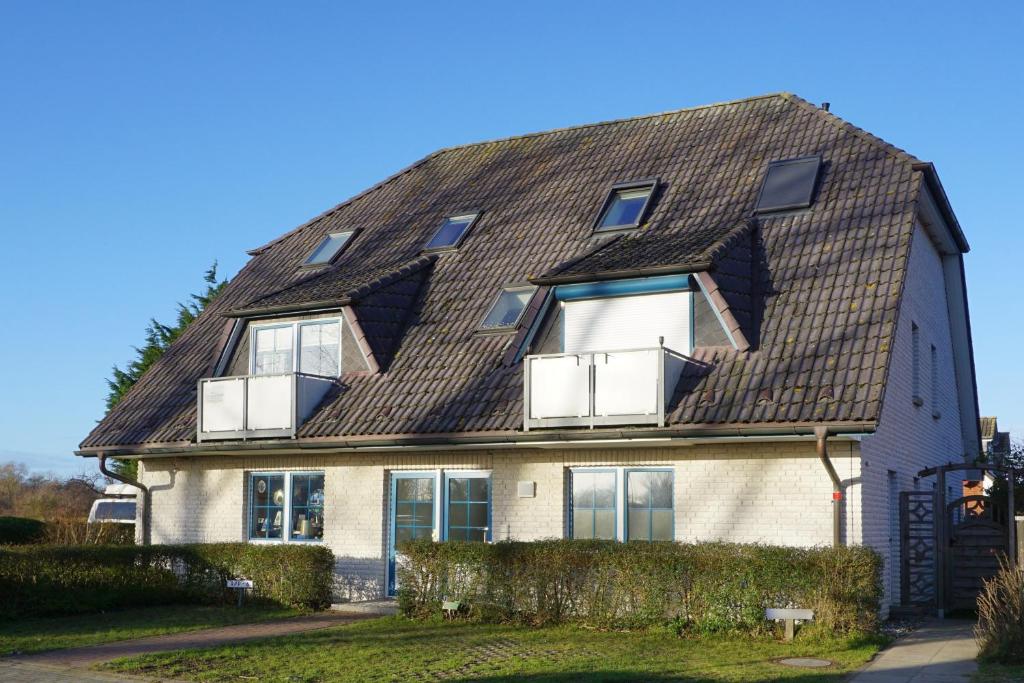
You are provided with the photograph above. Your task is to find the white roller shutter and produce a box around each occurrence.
[563,292,691,354]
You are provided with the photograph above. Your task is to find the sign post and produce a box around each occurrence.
[227,579,254,607]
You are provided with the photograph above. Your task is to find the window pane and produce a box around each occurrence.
[481,288,534,329]
[449,502,467,526]
[252,475,271,507]
[396,478,417,501]
[305,231,353,265]
[594,509,616,540]
[464,528,486,542]
[598,187,651,230]
[651,510,673,541]
[627,471,651,507]
[416,478,434,501]
[289,473,324,541]
[412,504,433,526]
[449,478,468,502]
[299,322,340,377]
[396,501,414,524]
[395,526,414,543]
[593,473,616,508]
[649,472,673,508]
[573,472,595,508]
[572,508,594,539]
[469,478,489,502]
[254,327,294,375]
[425,215,475,250]
[628,509,650,541]
[468,502,488,528]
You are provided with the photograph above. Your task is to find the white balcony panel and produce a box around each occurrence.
[529,355,590,419]
[246,375,293,431]
[563,291,690,355]
[593,350,658,416]
[201,378,245,433]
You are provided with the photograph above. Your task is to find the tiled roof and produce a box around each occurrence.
[979,417,997,440]
[81,93,942,450]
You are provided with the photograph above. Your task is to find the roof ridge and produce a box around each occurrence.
[433,93,791,155]
[780,93,921,165]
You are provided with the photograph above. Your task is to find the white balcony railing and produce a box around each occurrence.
[197,372,335,441]
[523,345,689,430]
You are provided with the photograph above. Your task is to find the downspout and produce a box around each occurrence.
[99,454,149,545]
[815,426,843,547]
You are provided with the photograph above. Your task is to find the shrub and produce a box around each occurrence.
[976,556,1024,663]
[43,520,135,546]
[0,516,47,545]
[397,539,881,635]
[0,543,334,618]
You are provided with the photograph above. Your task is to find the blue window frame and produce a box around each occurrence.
[388,472,438,595]
[570,469,617,540]
[625,469,674,541]
[248,472,325,542]
[444,472,491,541]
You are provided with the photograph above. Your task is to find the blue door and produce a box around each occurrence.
[388,473,435,595]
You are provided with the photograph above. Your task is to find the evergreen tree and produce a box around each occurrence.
[104,263,227,478]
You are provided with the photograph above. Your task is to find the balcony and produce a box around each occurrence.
[197,373,335,442]
[523,346,689,430]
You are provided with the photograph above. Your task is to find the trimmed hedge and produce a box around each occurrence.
[0,516,47,545]
[0,543,334,618]
[397,540,882,634]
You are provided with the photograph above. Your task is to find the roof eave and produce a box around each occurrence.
[912,162,969,253]
[224,299,351,319]
[530,261,713,287]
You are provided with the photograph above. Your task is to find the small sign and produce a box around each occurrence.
[227,579,254,589]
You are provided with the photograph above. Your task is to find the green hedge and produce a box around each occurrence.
[397,540,882,634]
[0,543,334,618]
[0,516,47,545]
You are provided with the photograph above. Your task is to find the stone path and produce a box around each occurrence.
[0,610,373,682]
[849,619,978,682]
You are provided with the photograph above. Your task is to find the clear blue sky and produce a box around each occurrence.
[1,2,1021,475]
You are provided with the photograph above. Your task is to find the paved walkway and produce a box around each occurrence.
[850,619,978,682]
[0,610,373,682]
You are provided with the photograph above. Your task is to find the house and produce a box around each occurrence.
[77,93,980,612]
[963,416,1012,499]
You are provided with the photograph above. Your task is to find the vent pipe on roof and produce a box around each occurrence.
[99,454,149,546]
[821,102,830,112]
[815,426,843,547]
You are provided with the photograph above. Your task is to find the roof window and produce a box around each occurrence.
[303,230,355,266]
[755,155,822,213]
[424,213,479,251]
[479,285,535,331]
[594,181,656,232]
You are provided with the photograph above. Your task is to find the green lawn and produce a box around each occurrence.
[104,616,885,682]
[0,605,299,656]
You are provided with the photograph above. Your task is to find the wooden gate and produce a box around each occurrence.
[945,495,1008,610]
[900,491,936,607]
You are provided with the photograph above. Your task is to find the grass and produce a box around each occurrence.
[0,604,299,656]
[103,616,886,682]
[974,662,1024,682]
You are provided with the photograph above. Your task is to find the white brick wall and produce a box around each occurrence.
[139,440,858,601]
[859,222,966,611]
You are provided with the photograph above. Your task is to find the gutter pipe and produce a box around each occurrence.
[815,426,843,547]
[99,453,149,545]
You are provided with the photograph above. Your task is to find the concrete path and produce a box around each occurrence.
[850,619,978,682]
[0,611,372,682]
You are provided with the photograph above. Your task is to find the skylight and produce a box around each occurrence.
[480,286,535,331]
[304,231,355,266]
[424,214,479,251]
[595,182,656,232]
[755,155,822,213]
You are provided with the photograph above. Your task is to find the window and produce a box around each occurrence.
[911,322,923,406]
[304,231,355,266]
[595,182,655,232]
[930,344,940,419]
[249,472,325,542]
[570,470,616,540]
[424,214,479,251]
[480,286,535,331]
[253,326,293,375]
[251,319,342,377]
[755,155,822,213]
[626,470,674,541]
[393,476,435,544]
[568,467,674,542]
[446,474,490,541]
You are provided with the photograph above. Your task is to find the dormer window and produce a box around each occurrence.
[479,285,535,331]
[424,213,479,252]
[755,155,822,213]
[303,231,355,266]
[594,181,656,233]
[251,319,341,377]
